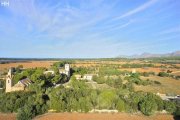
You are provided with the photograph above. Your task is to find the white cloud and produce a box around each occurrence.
[113,0,158,20]
[159,26,180,34]
[2,0,178,58]
[4,0,119,41]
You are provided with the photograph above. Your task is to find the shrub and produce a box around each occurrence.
[174,106,180,116]
[139,99,157,115]
[116,98,125,112]
[16,104,35,120]
[164,101,176,114]
[139,93,158,115]
[154,81,161,85]
[98,90,117,109]
[93,76,106,84]
[158,72,169,77]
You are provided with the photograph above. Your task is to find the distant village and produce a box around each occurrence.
[5,64,96,93]
[4,63,179,103]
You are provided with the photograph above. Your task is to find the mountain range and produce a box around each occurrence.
[117,51,180,58]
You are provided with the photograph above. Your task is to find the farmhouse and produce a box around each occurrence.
[43,64,71,77]
[132,69,136,73]
[75,74,95,81]
[6,68,32,92]
[83,74,93,80]
[74,74,82,80]
[59,64,70,77]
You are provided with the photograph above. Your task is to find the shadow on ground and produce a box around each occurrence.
[173,116,180,120]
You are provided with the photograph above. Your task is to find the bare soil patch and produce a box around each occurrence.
[0,113,16,120]
[34,113,175,120]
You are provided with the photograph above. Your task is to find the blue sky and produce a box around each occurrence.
[0,0,180,58]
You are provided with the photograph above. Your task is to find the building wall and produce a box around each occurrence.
[83,75,93,80]
[6,78,12,92]
[59,64,70,77]
[5,69,13,92]
[6,68,27,92]
[65,64,70,71]
[44,71,55,75]
[11,86,25,92]
[75,75,82,80]
[59,70,66,74]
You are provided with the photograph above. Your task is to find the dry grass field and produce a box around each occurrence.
[34,113,176,120]
[171,71,180,76]
[120,68,179,74]
[1,60,179,73]
[71,60,143,67]
[120,68,162,73]
[0,61,57,72]
[135,76,180,94]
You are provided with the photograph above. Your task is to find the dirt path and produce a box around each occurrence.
[34,113,176,120]
[0,113,16,120]
[171,71,180,74]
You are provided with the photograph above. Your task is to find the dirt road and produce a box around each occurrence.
[34,113,176,120]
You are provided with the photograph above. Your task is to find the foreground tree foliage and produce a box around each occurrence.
[48,81,91,112]
[164,101,176,114]
[98,90,117,109]
[16,104,36,120]
[116,98,125,112]
[139,94,158,115]
[0,92,34,113]
[0,91,48,120]
[0,61,179,119]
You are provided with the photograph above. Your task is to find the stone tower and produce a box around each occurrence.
[65,64,70,71]
[6,68,13,92]
[65,64,70,77]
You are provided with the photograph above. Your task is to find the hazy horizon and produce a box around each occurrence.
[0,0,180,58]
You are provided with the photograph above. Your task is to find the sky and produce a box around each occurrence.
[0,0,180,58]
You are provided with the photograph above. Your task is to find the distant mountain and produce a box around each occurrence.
[117,51,180,58]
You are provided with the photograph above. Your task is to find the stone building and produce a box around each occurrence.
[75,74,95,81]
[83,74,93,81]
[74,74,82,80]
[6,68,13,92]
[59,64,70,77]
[132,69,136,73]
[6,68,32,93]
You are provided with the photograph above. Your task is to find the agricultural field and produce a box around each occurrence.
[0,58,180,120]
[135,76,180,94]
[0,61,57,72]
